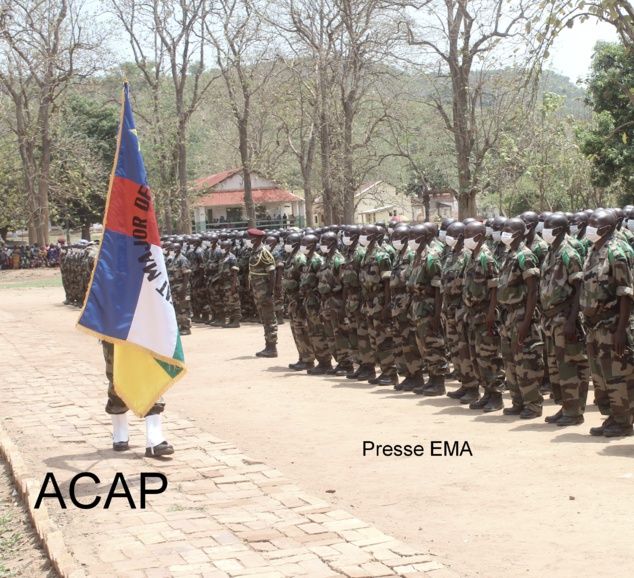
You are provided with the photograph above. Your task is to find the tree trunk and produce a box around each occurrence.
[319,60,333,226]
[239,115,256,227]
[342,99,355,225]
[81,222,91,241]
[177,125,191,234]
[304,176,314,228]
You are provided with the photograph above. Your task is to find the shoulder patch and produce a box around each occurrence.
[517,251,526,271]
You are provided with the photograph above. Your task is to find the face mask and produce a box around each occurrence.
[585,226,604,243]
[569,225,579,235]
[388,226,394,234]
[245,239,253,248]
[445,235,457,248]
[392,239,405,250]
[439,230,447,243]
[485,227,493,237]
[320,244,330,253]
[342,236,354,246]
[284,244,294,253]
[299,245,310,255]
[492,231,501,242]
[500,231,515,246]
[408,238,419,250]
[536,222,544,234]
[358,235,370,247]
[464,236,479,251]
[542,228,559,245]
[627,220,634,232]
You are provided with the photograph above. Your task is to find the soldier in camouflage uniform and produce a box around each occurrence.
[237,232,257,320]
[359,224,397,386]
[300,234,333,373]
[189,237,207,323]
[390,225,424,392]
[491,216,508,266]
[539,213,589,426]
[318,232,354,375]
[217,239,241,327]
[461,221,505,410]
[406,224,448,395]
[497,219,544,418]
[341,226,374,380]
[582,210,634,437]
[204,235,223,326]
[443,222,476,400]
[167,243,192,335]
[247,229,278,357]
[266,234,286,325]
[283,232,316,371]
[571,211,590,257]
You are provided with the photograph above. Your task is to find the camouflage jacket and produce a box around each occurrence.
[203,246,222,283]
[529,236,549,269]
[493,242,508,267]
[341,245,366,313]
[218,251,239,283]
[359,245,392,298]
[168,253,191,290]
[299,253,324,312]
[441,247,471,311]
[406,245,443,318]
[318,250,345,309]
[539,239,584,312]
[497,243,540,307]
[462,244,499,316]
[283,251,306,299]
[248,245,275,285]
[580,235,634,319]
[390,247,416,316]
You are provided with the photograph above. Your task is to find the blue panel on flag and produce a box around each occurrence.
[80,229,145,339]
[114,84,148,187]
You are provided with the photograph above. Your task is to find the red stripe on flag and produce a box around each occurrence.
[106,177,161,246]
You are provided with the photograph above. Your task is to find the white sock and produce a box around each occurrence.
[145,414,164,448]
[111,414,129,443]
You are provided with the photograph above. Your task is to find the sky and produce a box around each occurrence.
[548,19,619,84]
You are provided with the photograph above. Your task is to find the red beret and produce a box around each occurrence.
[247,228,266,236]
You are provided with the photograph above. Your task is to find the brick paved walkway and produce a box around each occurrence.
[0,307,458,578]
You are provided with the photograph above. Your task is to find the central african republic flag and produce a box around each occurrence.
[77,82,186,417]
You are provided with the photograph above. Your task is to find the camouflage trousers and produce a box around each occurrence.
[240,275,257,318]
[585,319,634,425]
[172,286,191,331]
[275,281,284,322]
[251,279,278,345]
[541,311,589,417]
[465,312,505,393]
[218,283,242,322]
[499,305,544,410]
[411,313,448,378]
[443,305,464,380]
[323,306,353,366]
[102,342,164,416]
[288,299,315,363]
[363,295,396,377]
[191,275,207,318]
[306,306,331,364]
[392,309,423,377]
[207,282,225,321]
[347,294,373,366]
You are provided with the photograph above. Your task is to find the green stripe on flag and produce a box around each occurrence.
[155,358,184,379]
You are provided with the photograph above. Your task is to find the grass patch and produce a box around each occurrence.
[0,279,62,290]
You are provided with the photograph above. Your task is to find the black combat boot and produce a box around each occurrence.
[482,392,504,412]
[503,403,524,416]
[256,342,278,358]
[376,373,398,386]
[460,388,480,405]
[544,409,563,423]
[289,360,315,371]
[335,364,354,376]
[447,385,468,399]
[404,372,424,392]
[603,421,634,437]
[307,362,333,375]
[422,375,446,396]
[346,365,363,379]
[469,391,491,410]
[520,405,542,419]
[356,365,377,381]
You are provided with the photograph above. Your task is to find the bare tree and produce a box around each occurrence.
[110,0,215,233]
[206,0,277,228]
[0,0,100,245]
[403,0,554,218]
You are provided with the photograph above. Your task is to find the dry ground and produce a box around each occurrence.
[3,268,634,578]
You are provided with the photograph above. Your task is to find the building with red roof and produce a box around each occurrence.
[191,169,305,231]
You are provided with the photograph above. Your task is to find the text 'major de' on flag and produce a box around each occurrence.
[77,82,186,417]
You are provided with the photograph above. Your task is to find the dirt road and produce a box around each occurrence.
[3,271,634,578]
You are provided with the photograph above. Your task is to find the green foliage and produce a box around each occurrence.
[578,41,634,193]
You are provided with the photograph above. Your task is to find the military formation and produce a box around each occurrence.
[60,206,634,438]
[59,240,99,306]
